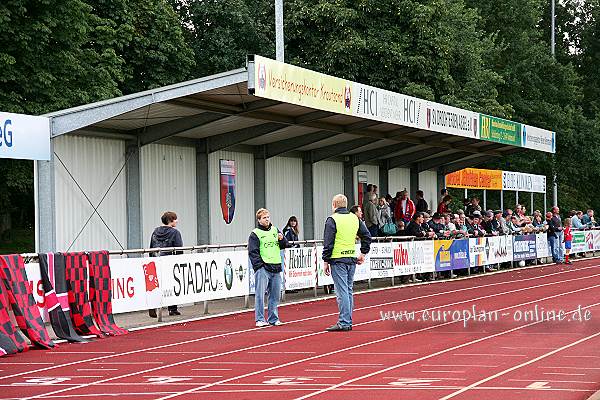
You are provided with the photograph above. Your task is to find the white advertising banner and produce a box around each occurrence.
[535,233,551,258]
[594,231,600,251]
[392,240,435,275]
[502,171,546,193]
[368,242,394,279]
[522,124,555,154]
[469,236,514,267]
[424,102,479,139]
[109,257,163,313]
[316,244,371,286]
[158,251,250,307]
[0,112,50,160]
[284,247,317,290]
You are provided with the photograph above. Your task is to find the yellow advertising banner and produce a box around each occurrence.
[445,168,502,190]
[253,55,351,115]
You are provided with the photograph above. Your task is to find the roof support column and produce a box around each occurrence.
[379,162,388,199]
[437,169,446,204]
[196,139,210,245]
[343,160,354,207]
[35,142,56,253]
[126,141,142,253]
[410,166,419,201]
[254,146,267,213]
[302,155,314,240]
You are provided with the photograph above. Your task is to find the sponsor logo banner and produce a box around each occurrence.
[392,240,435,275]
[434,239,470,271]
[502,171,546,193]
[425,102,479,139]
[316,244,371,286]
[0,112,50,160]
[469,236,513,267]
[219,160,236,224]
[594,231,600,251]
[535,233,551,258]
[283,247,316,290]
[446,168,502,190]
[368,243,394,279]
[570,231,588,254]
[480,114,521,146]
[513,235,537,261]
[522,124,555,154]
[158,251,249,306]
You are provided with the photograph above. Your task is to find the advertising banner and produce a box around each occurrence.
[522,124,555,154]
[158,251,249,307]
[594,231,600,251]
[0,111,50,160]
[425,102,479,139]
[502,171,546,193]
[316,244,371,286]
[108,256,163,313]
[368,242,394,279]
[535,233,551,258]
[434,239,470,271]
[469,236,513,267]
[283,247,316,290]
[445,168,503,190]
[219,159,236,224]
[513,235,537,261]
[571,231,588,254]
[480,114,521,146]
[392,240,435,275]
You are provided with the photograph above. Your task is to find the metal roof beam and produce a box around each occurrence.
[440,155,497,175]
[139,112,227,146]
[207,122,288,153]
[416,151,474,173]
[295,111,335,124]
[387,147,446,170]
[351,143,416,166]
[265,131,336,159]
[310,137,380,163]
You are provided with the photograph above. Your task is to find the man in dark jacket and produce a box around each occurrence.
[547,206,564,263]
[148,211,183,318]
[322,194,371,331]
[248,208,290,327]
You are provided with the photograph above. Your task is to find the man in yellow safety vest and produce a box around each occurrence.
[248,208,290,327]
[323,194,371,331]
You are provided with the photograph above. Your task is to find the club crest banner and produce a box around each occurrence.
[219,160,236,224]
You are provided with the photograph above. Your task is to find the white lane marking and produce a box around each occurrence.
[190,368,232,371]
[5,263,595,382]
[196,361,274,365]
[501,346,556,350]
[249,351,316,354]
[543,372,585,376]
[291,300,600,400]
[540,366,600,370]
[310,362,384,366]
[17,270,600,400]
[51,352,115,354]
[90,362,164,365]
[420,364,498,368]
[421,370,465,374]
[509,378,597,383]
[453,353,527,357]
[438,328,600,399]
[526,381,551,389]
[304,370,346,372]
[77,369,118,371]
[146,351,214,354]
[564,355,600,358]
[351,352,418,355]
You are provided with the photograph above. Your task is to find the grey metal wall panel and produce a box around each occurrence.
[266,156,304,238]
[54,135,127,252]
[141,144,197,247]
[312,161,343,240]
[209,150,255,244]
[388,168,411,197]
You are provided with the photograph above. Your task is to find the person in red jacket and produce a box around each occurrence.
[437,195,452,214]
[563,217,573,265]
[393,190,415,223]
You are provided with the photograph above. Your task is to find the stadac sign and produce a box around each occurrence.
[0,112,50,160]
[250,56,555,151]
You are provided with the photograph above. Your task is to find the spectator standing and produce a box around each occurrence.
[283,216,300,247]
[415,190,429,213]
[564,217,573,265]
[363,193,380,237]
[148,211,183,318]
[547,206,564,264]
[393,190,416,224]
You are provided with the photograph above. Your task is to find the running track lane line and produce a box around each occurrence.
[437,333,600,399]
[292,300,600,400]
[129,277,600,399]
[13,269,600,400]
[5,263,595,381]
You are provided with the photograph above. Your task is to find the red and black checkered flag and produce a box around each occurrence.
[38,253,87,343]
[88,251,127,336]
[0,271,27,355]
[64,252,104,338]
[0,255,55,349]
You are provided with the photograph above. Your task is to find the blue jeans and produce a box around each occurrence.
[330,261,356,328]
[254,268,281,324]
[549,233,564,262]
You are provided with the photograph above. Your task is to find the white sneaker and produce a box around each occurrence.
[255,321,269,327]
[270,320,283,326]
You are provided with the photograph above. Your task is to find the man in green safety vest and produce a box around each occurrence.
[323,194,371,331]
[248,208,290,327]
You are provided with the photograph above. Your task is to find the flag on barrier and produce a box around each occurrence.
[38,253,87,342]
[0,255,55,349]
[64,252,104,338]
[0,271,27,354]
[88,251,127,336]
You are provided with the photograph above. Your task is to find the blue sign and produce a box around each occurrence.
[435,239,470,271]
[513,235,537,261]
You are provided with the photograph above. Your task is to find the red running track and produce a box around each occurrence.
[2,259,600,400]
